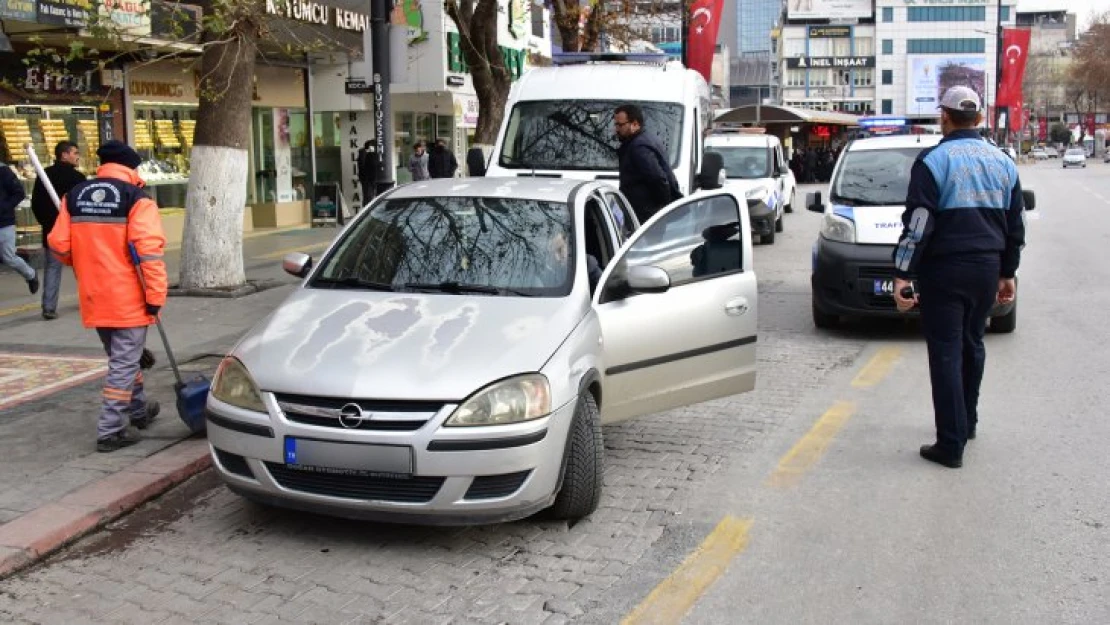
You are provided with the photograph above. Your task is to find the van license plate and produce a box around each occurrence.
[873,279,894,295]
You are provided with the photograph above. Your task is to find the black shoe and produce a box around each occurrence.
[97,429,141,453]
[42,310,57,320]
[139,348,156,370]
[131,402,161,430]
[967,427,976,441]
[920,444,962,468]
[27,277,39,295]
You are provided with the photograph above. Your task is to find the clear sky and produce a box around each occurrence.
[1018,0,1110,31]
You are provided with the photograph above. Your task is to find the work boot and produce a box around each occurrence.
[919,444,962,469]
[42,310,57,320]
[97,428,141,453]
[140,348,156,370]
[131,401,161,430]
[27,277,39,295]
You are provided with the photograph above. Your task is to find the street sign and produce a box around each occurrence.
[344,78,373,94]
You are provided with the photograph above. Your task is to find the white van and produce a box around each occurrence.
[704,131,796,245]
[485,55,713,196]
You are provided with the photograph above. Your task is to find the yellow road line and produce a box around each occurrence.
[622,516,753,625]
[851,346,902,388]
[767,401,855,489]
[255,241,331,260]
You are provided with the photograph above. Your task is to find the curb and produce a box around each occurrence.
[0,437,212,580]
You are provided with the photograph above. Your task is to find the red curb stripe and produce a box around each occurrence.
[0,439,212,581]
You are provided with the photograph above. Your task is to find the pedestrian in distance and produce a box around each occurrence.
[408,141,430,181]
[47,140,168,453]
[357,140,377,205]
[892,86,1025,469]
[428,138,458,179]
[31,141,87,320]
[0,155,35,294]
[613,103,682,224]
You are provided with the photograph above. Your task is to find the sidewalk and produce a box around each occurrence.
[0,226,340,579]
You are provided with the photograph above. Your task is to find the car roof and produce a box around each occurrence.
[705,133,778,147]
[382,177,594,203]
[512,62,702,104]
[847,134,943,151]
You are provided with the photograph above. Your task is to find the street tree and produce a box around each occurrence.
[1068,11,1110,145]
[549,0,681,53]
[444,0,513,145]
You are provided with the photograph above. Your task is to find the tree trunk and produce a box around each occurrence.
[179,13,261,290]
[446,0,513,145]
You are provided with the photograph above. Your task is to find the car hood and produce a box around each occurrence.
[231,289,587,401]
[833,204,906,245]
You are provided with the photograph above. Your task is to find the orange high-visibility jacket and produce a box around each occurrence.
[48,163,168,329]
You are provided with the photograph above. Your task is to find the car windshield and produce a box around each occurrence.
[711,146,771,179]
[1067,149,1085,155]
[498,99,685,170]
[830,147,926,206]
[311,196,575,297]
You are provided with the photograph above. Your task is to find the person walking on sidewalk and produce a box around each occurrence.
[408,141,430,181]
[31,141,86,320]
[48,140,167,453]
[0,158,36,294]
[428,138,458,179]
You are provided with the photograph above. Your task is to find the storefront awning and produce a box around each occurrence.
[715,104,862,126]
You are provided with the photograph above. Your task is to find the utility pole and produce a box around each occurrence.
[681,0,689,68]
[370,0,395,195]
[995,0,1005,144]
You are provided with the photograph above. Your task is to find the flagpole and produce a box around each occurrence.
[995,0,1005,144]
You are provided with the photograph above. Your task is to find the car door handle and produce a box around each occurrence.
[725,297,750,316]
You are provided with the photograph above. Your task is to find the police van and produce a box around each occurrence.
[484,54,714,196]
[807,134,1033,332]
[704,130,795,245]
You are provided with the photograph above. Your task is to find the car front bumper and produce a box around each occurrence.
[205,392,576,525]
[812,238,1014,319]
[748,199,775,235]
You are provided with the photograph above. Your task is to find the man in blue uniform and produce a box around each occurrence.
[893,86,1026,469]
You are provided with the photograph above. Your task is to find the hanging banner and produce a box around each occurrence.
[0,0,37,22]
[686,0,724,83]
[37,0,87,27]
[997,28,1031,108]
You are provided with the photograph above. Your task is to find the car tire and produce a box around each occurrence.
[813,300,838,329]
[785,191,795,213]
[775,214,784,233]
[547,393,603,521]
[989,306,1016,334]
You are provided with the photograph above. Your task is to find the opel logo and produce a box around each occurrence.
[338,403,368,429]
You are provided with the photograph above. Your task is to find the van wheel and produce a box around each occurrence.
[775,214,784,233]
[762,229,776,244]
[813,300,838,329]
[989,306,1016,334]
[785,191,795,213]
[548,393,603,521]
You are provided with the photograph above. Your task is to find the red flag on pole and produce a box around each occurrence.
[997,28,1031,107]
[687,0,724,83]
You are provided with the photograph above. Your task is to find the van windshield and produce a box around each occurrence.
[711,146,771,179]
[498,100,685,170]
[830,147,926,206]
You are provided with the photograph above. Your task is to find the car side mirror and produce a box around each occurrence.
[626,265,670,294]
[806,191,823,213]
[698,151,725,190]
[282,252,313,278]
[1022,189,1036,211]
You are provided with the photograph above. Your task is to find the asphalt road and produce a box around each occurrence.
[1,160,1107,625]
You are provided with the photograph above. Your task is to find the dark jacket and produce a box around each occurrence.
[32,161,86,238]
[357,148,377,183]
[893,129,1025,279]
[0,164,25,229]
[428,145,458,179]
[617,130,681,223]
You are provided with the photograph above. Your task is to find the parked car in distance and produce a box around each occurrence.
[1045,147,1060,158]
[1063,147,1087,168]
[1031,147,1047,160]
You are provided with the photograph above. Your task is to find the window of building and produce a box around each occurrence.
[882,69,893,85]
[785,38,806,57]
[906,38,985,54]
[908,7,986,22]
[786,69,807,87]
[882,99,893,115]
[882,7,893,22]
[809,38,831,56]
[809,70,829,87]
[854,37,874,56]
[1001,6,1011,21]
[882,39,893,55]
[831,38,851,56]
[854,69,873,87]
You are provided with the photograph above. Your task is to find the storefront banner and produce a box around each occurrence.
[906,56,986,116]
[0,0,37,22]
[273,108,295,203]
[454,95,478,129]
[786,56,874,69]
[788,0,871,20]
[98,0,151,37]
[340,110,375,210]
[37,0,87,27]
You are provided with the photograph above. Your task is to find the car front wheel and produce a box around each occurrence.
[547,393,603,520]
[989,306,1016,334]
[785,190,795,213]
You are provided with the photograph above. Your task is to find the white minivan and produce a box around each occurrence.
[704,131,796,245]
[485,54,713,196]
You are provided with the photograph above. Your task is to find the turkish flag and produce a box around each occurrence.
[997,28,1031,107]
[1038,118,1048,141]
[687,0,724,83]
[1009,98,1025,133]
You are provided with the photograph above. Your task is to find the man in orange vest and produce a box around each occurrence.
[48,140,168,452]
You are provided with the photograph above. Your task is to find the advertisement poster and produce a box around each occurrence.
[0,0,37,22]
[787,0,871,20]
[273,108,294,203]
[37,0,87,26]
[98,0,151,37]
[907,56,987,116]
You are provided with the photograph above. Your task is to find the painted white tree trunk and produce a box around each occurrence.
[179,145,248,290]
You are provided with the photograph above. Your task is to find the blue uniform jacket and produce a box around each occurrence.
[893,129,1025,279]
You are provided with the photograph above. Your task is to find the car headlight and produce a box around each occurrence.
[444,374,551,427]
[745,186,770,202]
[820,212,856,244]
[210,357,266,413]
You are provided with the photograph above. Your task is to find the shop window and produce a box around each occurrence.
[906,38,985,54]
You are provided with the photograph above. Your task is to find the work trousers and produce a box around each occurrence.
[0,225,35,281]
[41,242,62,313]
[918,254,1000,456]
[95,327,150,439]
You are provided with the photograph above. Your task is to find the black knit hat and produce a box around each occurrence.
[97,140,142,170]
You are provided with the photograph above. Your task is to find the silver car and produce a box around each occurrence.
[205,178,759,524]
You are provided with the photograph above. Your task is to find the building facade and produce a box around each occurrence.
[778,22,877,115]
[730,0,782,106]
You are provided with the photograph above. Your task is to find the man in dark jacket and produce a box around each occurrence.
[32,141,86,319]
[427,138,458,179]
[614,104,681,223]
[0,159,35,294]
[357,140,376,205]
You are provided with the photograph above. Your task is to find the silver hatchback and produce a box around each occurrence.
[205,178,759,524]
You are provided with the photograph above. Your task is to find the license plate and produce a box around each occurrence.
[873,279,894,295]
[284,437,413,476]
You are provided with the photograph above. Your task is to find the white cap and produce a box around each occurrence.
[939,86,982,113]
